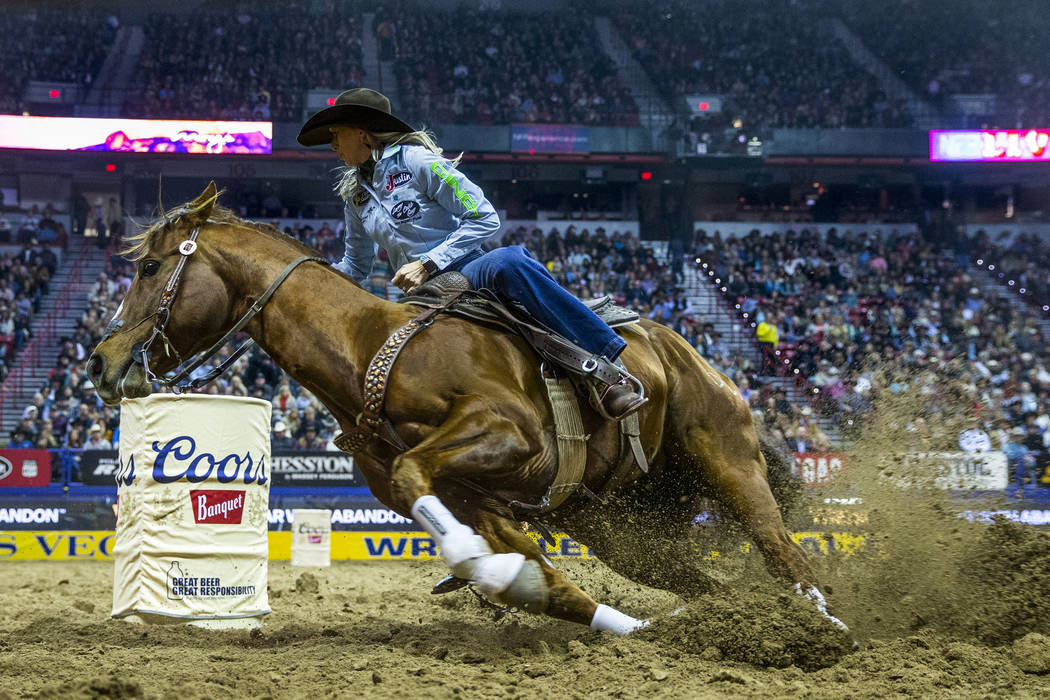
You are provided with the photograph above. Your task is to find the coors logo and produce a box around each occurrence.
[190,489,246,524]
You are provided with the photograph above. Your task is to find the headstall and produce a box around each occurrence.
[102,213,326,393]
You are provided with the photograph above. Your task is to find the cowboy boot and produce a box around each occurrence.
[599,378,648,420]
[593,360,648,421]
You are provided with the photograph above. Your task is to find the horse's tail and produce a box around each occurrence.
[757,428,804,523]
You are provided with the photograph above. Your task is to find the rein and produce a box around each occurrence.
[108,218,327,393]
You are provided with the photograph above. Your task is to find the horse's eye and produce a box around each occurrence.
[141,260,161,278]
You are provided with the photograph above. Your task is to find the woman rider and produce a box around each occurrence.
[297,88,645,420]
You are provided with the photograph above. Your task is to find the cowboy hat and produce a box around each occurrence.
[297,88,414,147]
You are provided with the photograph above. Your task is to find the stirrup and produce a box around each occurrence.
[587,359,647,421]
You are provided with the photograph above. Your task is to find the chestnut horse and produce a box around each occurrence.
[87,184,844,635]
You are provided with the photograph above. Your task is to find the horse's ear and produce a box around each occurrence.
[190,181,219,220]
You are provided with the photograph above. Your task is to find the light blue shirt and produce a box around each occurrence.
[338,144,500,282]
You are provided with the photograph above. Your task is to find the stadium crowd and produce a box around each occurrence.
[14,0,1050,134]
[9,0,1050,133]
[693,224,1050,489]
[615,0,912,130]
[969,231,1050,309]
[22,221,745,460]
[0,239,59,390]
[0,8,114,115]
[124,1,365,122]
[387,4,638,126]
[839,0,1050,126]
[19,252,340,455]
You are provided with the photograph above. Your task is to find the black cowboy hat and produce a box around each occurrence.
[297,88,414,147]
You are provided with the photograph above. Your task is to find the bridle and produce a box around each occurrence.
[101,214,327,393]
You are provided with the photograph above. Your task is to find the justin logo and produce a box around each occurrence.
[385,171,412,191]
[190,489,246,524]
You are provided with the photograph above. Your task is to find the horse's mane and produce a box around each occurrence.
[121,193,323,262]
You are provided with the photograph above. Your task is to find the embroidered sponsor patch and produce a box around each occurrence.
[352,190,369,206]
[385,171,412,191]
[391,200,421,221]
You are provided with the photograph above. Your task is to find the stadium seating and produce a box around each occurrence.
[0,8,114,115]
[839,0,1050,126]
[124,4,365,122]
[390,7,638,126]
[614,0,912,129]
[4,1,1047,132]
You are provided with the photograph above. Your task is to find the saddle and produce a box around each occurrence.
[400,272,641,387]
[333,271,650,515]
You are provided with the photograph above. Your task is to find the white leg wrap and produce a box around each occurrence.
[590,604,649,636]
[473,552,526,597]
[410,496,543,606]
[411,495,492,577]
[794,583,849,632]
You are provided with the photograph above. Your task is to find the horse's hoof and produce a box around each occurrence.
[794,583,850,633]
[431,574,470,595]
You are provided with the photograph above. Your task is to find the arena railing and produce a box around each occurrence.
[689,257,825,412]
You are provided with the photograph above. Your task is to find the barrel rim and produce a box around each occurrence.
[120,394,273,410]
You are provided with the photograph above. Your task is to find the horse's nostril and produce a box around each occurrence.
[86,353,103,381]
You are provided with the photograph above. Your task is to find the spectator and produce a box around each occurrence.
[756,314,779,375]
[8,428,34,449]
[84,424,112,450]
[272,383,296,420]
[271,420,295,450]
[295,426,326,451]
[35,423,59,450]
[1005,426,1036,493]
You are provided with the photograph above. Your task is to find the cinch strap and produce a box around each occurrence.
[333,296,462,454]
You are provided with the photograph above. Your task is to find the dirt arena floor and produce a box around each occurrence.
[5,393,1050,699]
[1,536,1049,700]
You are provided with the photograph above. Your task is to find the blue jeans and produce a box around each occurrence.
[449,246,627,360]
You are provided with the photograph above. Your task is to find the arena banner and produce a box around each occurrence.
[269,451,362,487]
[793,452,847,486]
[0,501,115,530]
[511,124,590,153]
[1,530,874,561]
[791,531,866,557]
[112,395,271,625]
[268,501,416,531]
[0,449,52,487]
[0,115,272,154]
[82,449,363,487]
[891,451,1009,490]
[0,531,115,560]
[929,129,1050,162]
[79,451,122,486]
[958,509,1050,526]
[269,531,596,561]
